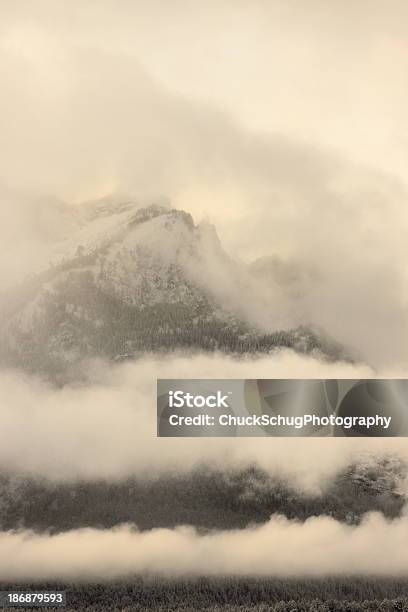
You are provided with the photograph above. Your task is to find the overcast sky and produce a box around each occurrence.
[2,0,408,188]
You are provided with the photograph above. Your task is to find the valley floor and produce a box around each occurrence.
[1,577,408,611]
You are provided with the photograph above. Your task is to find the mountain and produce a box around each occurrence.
[0,457,405,533]
[0,199,345,378]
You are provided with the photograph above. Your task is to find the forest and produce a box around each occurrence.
[1,577,408,611]
[0,460,404,533]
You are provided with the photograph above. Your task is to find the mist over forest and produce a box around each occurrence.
[1,1,408,607]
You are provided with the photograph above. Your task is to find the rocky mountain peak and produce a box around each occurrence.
[0,196,345,378]
[127,204,195,232]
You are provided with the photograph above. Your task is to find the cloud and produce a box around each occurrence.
[1,0,408,367]
[2,0,408,181]
[2,511,408,581]
[0,353,407,486]
[1,3,408,584]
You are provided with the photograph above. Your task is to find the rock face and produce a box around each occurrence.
[0,200,345,378]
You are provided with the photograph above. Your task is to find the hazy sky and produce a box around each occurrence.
[1,0,408,189]
[1,0,407,225]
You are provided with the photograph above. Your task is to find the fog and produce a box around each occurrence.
[1,353,407,487]
[1,4,408,584]
[1,2,408,366]
[3,511,408,580]
[2,0,408,185]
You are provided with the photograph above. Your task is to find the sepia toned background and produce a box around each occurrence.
[1,1,408,609]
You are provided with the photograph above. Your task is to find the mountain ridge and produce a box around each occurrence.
[0,199,347,378]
